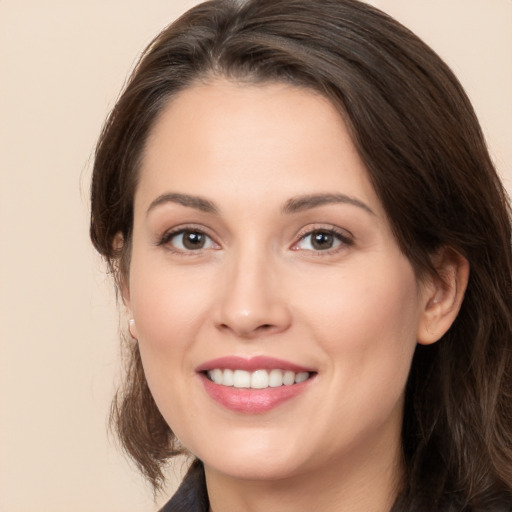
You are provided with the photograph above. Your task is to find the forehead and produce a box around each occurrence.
[137,79,382,215]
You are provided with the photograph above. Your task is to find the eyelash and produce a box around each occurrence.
[157,225,354,255]
[293,226,354,254]
[157,226,217,255]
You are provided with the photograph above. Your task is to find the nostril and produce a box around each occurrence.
[256,324,275,332]
[215,303,292,337]
[217,321,278,336]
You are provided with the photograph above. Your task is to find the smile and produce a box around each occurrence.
[206,368,311,389]
[197,356,316,413]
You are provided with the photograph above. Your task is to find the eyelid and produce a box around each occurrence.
[157,224,220,252]
[156,223,353,254]
[291,225,354,252]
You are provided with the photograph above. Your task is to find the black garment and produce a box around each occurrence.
[160,460,512,512]
[160,460,209,512]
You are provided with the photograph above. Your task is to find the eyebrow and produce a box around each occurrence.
[282,193,375,215]
[146,192,375,217]
[146,192,219,215]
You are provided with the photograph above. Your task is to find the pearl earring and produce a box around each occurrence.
[128,318,137,340]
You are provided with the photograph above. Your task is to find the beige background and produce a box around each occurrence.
[1,1,511,511]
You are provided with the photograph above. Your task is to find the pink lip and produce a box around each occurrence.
[196,356,316,414]
[195,355,313,373]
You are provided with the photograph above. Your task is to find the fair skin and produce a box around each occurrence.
[125,79,468,512]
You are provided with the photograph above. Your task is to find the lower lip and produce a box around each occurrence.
[199,373,313,414]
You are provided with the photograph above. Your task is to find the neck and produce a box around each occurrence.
[205,436,403,512]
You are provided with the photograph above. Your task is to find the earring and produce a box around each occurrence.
[128,318,138,341]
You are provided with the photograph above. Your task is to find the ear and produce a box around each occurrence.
[113,232,138,340]
[417,248,469,345]
[121,281,139,340]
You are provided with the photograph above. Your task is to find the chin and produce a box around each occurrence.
[203,455,304,482]
[190,430,309,482]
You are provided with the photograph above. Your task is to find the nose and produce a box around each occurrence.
[214,249,292,339]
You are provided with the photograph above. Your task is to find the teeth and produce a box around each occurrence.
[283,370,295,386]
[210,368,223,384]
[206,369,311,389]
[269,369,283,387]
[295,371,309,383]
[223,368,234,386]
[251,369,269,389]
[233,369,251,388]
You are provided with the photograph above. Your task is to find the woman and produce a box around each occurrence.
[90,0,512,510]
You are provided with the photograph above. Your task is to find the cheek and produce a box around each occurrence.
[290,260,422,456]
[127,256,216,418]
[129,260,211,352]
[129,265,209,432]
[299,255,421,392]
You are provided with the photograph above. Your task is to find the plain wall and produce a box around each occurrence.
[1,1,510,511]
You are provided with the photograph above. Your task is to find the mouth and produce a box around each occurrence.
[196,356,317,413]
[205,368,312,389]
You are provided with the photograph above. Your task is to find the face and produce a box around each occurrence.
[126,80,434,484]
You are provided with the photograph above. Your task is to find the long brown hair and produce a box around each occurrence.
[90,0,512,509]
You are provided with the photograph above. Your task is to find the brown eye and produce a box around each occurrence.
[182,231,206,249]
[310,231,335,250]
[295,229,351,252]
[164,230,216,251]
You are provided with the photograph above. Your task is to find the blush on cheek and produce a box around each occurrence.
[131,273,205,349]
[307,264,420,397]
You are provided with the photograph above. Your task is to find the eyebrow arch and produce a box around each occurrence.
[282,193,375,215]
[146,193,219,215]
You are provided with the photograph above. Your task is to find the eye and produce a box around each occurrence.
[161,229,217,251]
[294,229,351,252]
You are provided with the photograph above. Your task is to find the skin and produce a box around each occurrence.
[125,80,468,512]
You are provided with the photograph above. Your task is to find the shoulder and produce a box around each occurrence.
[159,484,209,512]
[159,460,209,512]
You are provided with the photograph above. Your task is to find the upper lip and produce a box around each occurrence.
[195,356,314,373]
